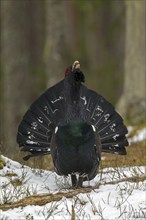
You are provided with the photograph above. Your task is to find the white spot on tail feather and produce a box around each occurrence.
[38,117,43,123]
[31,122,38,130]
[26,140,38,145]
[113,134,119,141]
[110,123,116,132]
[51,96,63,103]
[92,125,96,132]
[28,134,35,140]
[44,106,49,114]
[80,96,87,105]
[95,106,104,116]
[55,126,58,134]
[104,114,110,122]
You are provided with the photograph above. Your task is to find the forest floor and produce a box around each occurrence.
[0,126,146,220]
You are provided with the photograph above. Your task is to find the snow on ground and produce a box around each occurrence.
[128,126,146,143]
[0,156,146,220]
[0,128,146,219]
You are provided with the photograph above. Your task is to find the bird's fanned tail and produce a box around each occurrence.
[17,79,128,160]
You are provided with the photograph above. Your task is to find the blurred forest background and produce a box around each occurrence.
[0,0,145,166]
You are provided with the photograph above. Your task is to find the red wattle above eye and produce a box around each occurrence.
[65,67,70,76]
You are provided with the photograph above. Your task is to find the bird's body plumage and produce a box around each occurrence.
[54,120,98,176]
[17,61,128,187]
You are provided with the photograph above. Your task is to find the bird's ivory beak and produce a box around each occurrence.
[72,60,80,71]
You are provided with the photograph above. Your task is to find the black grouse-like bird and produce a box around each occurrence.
[17,61,128,188]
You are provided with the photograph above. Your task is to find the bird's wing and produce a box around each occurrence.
[17,80,65,160]
[79,85,129,155]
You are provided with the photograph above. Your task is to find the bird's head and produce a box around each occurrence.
[65,60,85,83]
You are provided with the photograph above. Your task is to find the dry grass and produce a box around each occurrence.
[101,140,146,169]
[17,152,54,170]
[0,154,6,169]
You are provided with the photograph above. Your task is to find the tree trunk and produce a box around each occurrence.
[0,1,45,158]
[117,1,145,124]
[76,1,125,104]
[1,1,32,157]
[44,0,67,86]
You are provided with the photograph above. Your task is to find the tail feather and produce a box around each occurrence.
[101,136,128,145]
[101,136,128,155]
[24,111,51,134]
[17,131,51,147]
[18,122,50,140]
[93,98,114,126]
[30,96,56,124]
[80,86,129,155]
[98,113,122,134]
[102,145,127,155]
[100,125,127,141]
[17,80,65,159]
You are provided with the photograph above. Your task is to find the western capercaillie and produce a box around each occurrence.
[17,61,128,188]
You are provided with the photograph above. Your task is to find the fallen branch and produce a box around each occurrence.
[0,187,93,211]
[103,174,146,185]
[0,174,146,211]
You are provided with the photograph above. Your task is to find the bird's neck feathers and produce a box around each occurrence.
[64,61,85,105]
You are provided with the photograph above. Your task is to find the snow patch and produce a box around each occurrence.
[0,156,146,220]
[128,127,146,143]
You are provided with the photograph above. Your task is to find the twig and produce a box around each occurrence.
[104,174,146,185]
[71,205,75,220]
